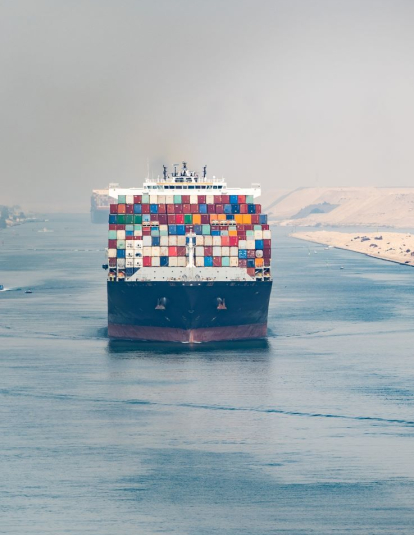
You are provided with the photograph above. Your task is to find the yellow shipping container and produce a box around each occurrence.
[255,258,264,267]
[242,214,252,224]
[234,214,243,224]
[229,230,238,236]
[217,214,226,221]
[193,214,201,224]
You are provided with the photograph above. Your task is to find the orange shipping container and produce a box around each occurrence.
[118,204,126,214]
[255,258,264,267]
[217,214,226,221]
[234,214,244,224]
[193,214,201,224]
[242,214,252,224]
[229,230,238,236]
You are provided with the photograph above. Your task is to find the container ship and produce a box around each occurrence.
[91,184,119,223]
[106,162,272,343]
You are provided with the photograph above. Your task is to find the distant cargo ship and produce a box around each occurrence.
[90,184,119,223]
[106,162,272,343]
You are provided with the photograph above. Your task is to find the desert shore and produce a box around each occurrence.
[291,231,414,267]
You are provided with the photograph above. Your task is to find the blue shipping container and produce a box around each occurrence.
[134,204,142,214]
[247,259,255,268]
[150,204,158,214]
[230,195,238,204]
[109,214,117,224]
[248,204,256,214]
[255,240,264,249]
[224,204,232,214]
[176,225,185,235]
[238,249,247,259]
[193,224,202,234]
[160,256,169,267]
[259,214,267,224]
[152,236,160,246]
[199,204,207,214]
[117,249,126,258]
[231,204,240,214]
[204,256,213,267]
[169,225,177,235]
[142,214,151,222]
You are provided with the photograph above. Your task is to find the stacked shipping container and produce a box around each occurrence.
[107,194,271,280]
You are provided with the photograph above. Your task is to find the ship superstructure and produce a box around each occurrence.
[106,162,272,342]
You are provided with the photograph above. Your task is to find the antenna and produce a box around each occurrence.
[203,165,207,178]
[163,165,167,180]
[173,163,178,177]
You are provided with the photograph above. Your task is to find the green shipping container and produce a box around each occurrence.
[151,230,160,237]
[174,195,182,203]
[134,215,142,224]
[134,224,142,231]
[202,224,211,235]
[246,230,254,237]
[184,214,192,224]
[117,240,126,249]
[160,229,168,236]
[142,194,150,203]
[246,195,254,204]
[118,195,126,204]
[125,215,134,224]
[220,230,228,236]
[108,230,117,239]
[222,257,230,267]
[254,225,262,230]
[117,215,126,224]
[125,224,134,231]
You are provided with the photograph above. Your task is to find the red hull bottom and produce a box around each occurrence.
[108,323,267,343]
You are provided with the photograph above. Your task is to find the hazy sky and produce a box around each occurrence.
[1,0,414,211]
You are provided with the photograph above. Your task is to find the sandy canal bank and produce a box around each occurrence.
[291,231,414,267]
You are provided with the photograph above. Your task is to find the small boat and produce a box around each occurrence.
[25,289,33,294]
[340,266,344,270]
[38,227,53,233]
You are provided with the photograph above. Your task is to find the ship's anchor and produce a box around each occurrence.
[155,297,168,310]
[216,297,227,310]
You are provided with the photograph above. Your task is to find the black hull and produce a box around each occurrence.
[107,280,272,343]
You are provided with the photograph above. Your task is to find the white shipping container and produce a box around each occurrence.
[143,236,152,246]
[169,236,178,246]
[204,235,213,246]
[117,230,126,240]
[151,247,160,257]
[134,258,143,268]
[166,195,174,204]
[108,249,117,258]
[196,257,204,267]
[160,236,169,246]
[256,250,263,258]
[158,195,166,204]
[254,230,263,240]
[213,236,221,246]
[126,250,134,258]
[177,236,186,246]
[177,256,186,267]
[213,246,221,256]
[196,246,204,256]
[230,257,239,267]
[117,259,126,268]
[126,240,134,249]
[150,195,157,203]
[160,246,169,256]
[126,259,134,268]
[246,239,255,250]
[134,230,142,237]
[126,195,134,204]
[143,247,152,256]
[152,257,160,267]
[222,246,230,256]
[263,230,271,239]
[134,240,143,249]
[239,240,247,249]
[190,195,198,204]
[169,257,178,267]
[196,235,204,245]
[230,247,239,257]
[160,224,168,231]
[206,195,214,204]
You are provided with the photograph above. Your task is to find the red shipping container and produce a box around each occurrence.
[110,204,118,214]
[169,246,178,256]
[263,248,271,258]
[142,204,150,214]
[143,227,151,235]
[263,239,271,248]
[183,203,191,213]
[251,215,260,224]
[185,225,192,233]
[177,246,186,256]
[201,214,210,224]
[109,224,117,230]
[221,236,230,246]
[215,204,223,214]
[240,204,248,214]
[222,195,230,203]
[150,214,159,222]
[211,226,220,231]
[229,236,238,246]
[238,195,246,204]
[118,204,126,214]
[182,195,190,204]
[247,250,256,258]
[158,204,166,214]
[174,204,183,214]
[244,224,253,231]
[133,195,142,204]
[176,214,184,224]
[207,204,215,214]
[255,204,262,214]
[247,268,255,277]
[237,231,246,238]
[213,257,222,267]
[214,195,222,203]
[167,204,175,214]
[198,195,206,204]
[126,204,134,214]
[167,214,176,224]
[108,239,117,248]
[143,256,152,267]
[133,236,142,240]
[238,259,247,268]
[116,224,125,230]
[158,214,168,224]
[219,225,227,231]
[190,204,199,213]
[236,224,245,231]
[204,246,213,256]
[262,224,269,230]
[109,258,117,267]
